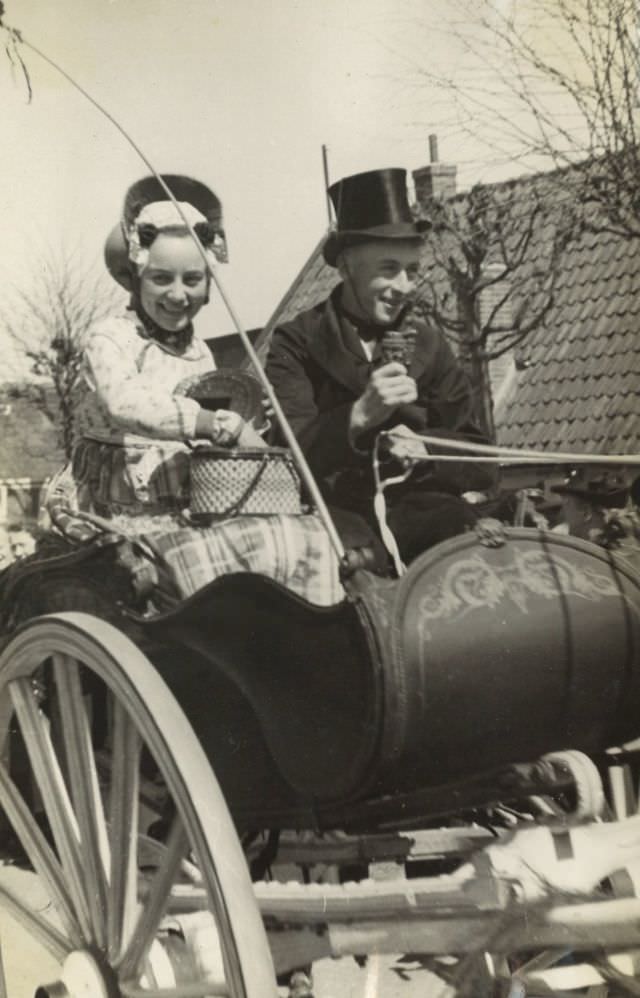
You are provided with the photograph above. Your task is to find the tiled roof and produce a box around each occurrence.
[267,242,340,325]
[259,170,640,456]
[495,221,640,454]
[0,391,64,482]
[253,238,340,362]
[206,329,261,369]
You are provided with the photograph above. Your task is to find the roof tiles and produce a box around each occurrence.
[497,215,640,453]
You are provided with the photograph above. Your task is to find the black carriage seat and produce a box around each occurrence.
[0,532,155,636]
[7,505,347,626]
[135,570,387,805]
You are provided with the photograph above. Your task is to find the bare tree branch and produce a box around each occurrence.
[1,4,32,101]
[412,0,640,235]
[1,246,122,457]
[412,176,578,436]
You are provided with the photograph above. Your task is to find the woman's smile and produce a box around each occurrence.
[139,233,209,331]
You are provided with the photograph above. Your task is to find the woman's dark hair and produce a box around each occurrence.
[137,222,158,248]
[193,221,218,247]
[134,219,219,250]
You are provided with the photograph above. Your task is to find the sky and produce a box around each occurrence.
[0,0,578,351]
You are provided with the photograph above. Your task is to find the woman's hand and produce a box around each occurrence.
[194,408,267,448]
[195,408,244,446]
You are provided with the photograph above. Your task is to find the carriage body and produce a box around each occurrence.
[4,526,640,831]
[3,521,640,997]
[121,528,640,828]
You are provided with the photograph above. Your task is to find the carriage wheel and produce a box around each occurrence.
[0,612,278,998]
[455,752,613,998]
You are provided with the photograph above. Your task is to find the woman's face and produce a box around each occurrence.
[139,233,209,331]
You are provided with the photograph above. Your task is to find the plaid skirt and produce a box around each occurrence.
[141,514,343,606]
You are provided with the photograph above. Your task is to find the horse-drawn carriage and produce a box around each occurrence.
[1,466,640,997]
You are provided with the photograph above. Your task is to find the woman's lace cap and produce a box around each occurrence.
[127,200,226,271]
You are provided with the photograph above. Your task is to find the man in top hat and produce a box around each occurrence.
[265,168,493,566]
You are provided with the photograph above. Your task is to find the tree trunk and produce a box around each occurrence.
[457,306,495,442]
[471,345,495,443]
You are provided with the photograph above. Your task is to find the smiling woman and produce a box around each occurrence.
[38,172,343,608]
[49,173,265,522]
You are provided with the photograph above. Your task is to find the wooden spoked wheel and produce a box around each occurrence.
[476,750,632,998]
[0,612,277,998]
[448,751,623,998]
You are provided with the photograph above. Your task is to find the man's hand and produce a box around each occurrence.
[350,362,418,437]
[383,424,430,466]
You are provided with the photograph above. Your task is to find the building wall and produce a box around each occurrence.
[0,479,42,528]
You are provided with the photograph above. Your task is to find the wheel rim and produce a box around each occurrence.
[0,612,277,997]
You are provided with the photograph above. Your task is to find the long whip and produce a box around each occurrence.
[5,27,345,560]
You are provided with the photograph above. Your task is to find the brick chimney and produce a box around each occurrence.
[412,134,457,204]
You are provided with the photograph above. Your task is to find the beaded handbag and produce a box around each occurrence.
[189,445,303,521]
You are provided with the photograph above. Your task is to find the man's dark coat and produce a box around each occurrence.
[266,286,492,515]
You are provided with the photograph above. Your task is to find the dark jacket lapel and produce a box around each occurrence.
[305,290,371,397]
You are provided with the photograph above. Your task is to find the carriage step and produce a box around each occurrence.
[254,865,508,924]
[163,864,507,924]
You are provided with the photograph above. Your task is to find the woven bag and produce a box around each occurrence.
[189,446,303,520]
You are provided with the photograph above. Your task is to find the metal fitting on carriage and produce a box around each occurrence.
[339,546,379,579]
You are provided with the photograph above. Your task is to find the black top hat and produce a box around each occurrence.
[551,468,629,508]
[323,168,427,267]
[104,174,225,290]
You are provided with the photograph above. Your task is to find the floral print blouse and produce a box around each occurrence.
[73,313,215,445]
[70,313,215,515]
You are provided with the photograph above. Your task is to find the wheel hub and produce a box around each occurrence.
[36,950,116,998]
[35,937,197,997]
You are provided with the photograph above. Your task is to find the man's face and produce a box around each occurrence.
[339,240,420,325]
[9,531,33,559]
